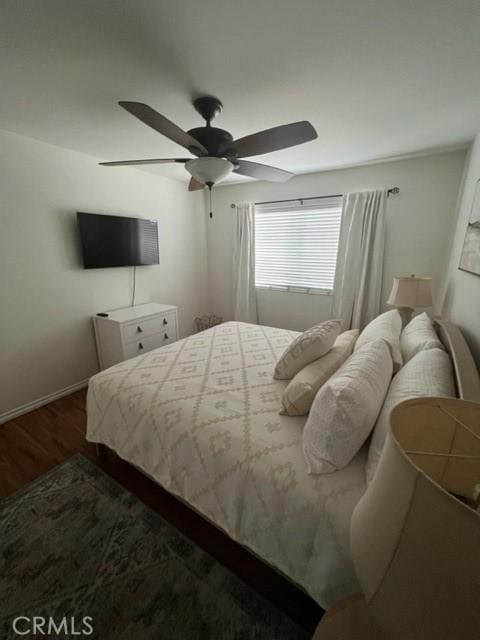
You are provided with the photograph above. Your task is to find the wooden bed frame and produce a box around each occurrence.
[433,318,480,401]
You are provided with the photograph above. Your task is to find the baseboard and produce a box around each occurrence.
[0,379,89,424]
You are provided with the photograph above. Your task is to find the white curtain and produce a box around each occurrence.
[332,190,387,330]
[233,202,258,323]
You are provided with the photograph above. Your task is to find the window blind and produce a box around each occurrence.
[255,197,343,293]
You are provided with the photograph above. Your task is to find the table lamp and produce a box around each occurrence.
[350,397,480,640]
[386,275,432,325]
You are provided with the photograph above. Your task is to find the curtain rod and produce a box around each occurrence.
[230,187,399,208]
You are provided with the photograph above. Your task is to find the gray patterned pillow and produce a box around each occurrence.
[280,329,359,415]
[303,338,393,474]
[274,320,341,380]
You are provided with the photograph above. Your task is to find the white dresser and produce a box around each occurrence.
[93,303,178,370]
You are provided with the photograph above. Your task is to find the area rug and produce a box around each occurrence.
[0,455,309,639]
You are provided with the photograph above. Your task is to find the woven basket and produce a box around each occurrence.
[195,314,223,332]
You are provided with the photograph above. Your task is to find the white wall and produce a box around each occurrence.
[0,129,209,419]
[0,138,470,420]
[440,133,480,366]
[207,150,466,331]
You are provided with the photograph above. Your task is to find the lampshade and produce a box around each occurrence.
[185,157,233,185]
[350,397,480,640]
[387,275,432,308]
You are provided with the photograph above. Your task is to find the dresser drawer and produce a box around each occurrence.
[123,331,175,360]
[122,312,176,344]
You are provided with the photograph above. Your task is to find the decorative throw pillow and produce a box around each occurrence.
[400,312,444,363]
[355,310,403,372]
[366,347,454,484]
[303,339,393,474]
[280,330,359,416]
[274,320,341,380]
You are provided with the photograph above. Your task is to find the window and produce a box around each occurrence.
[254,197,343,294]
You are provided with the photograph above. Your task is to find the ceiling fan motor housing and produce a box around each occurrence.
[189,96,236,157]
[187,127,233,157]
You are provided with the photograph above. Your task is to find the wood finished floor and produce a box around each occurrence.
[0,389,322,633]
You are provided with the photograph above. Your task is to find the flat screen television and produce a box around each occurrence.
[77,212,159,269]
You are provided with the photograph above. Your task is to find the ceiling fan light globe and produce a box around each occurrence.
[185,157,233,186]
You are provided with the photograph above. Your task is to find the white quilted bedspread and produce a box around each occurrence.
[86,321,366,607]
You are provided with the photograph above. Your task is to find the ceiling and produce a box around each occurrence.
[1,0,479,184]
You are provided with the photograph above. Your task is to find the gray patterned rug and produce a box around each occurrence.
[0,455,309,640]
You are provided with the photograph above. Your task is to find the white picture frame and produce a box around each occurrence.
[459,179,480,276]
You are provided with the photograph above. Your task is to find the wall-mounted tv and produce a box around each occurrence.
[77,212,159,269]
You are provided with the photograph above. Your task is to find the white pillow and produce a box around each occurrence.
[274,320,341,380]
[303,339,393,474]
[355,310,403,372]
[400,312,444,363]
[366,347,455,484]
[280,330,359,416]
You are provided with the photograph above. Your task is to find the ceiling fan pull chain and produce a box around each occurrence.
[208,184,213,219]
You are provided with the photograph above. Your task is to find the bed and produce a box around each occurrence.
[86,318,479,608]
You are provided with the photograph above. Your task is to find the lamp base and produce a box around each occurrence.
[397,306,413,327]
[313,593,385,639]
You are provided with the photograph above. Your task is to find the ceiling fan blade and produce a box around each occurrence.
[100,158,190,167]
[233,160,293,183]
[188,177,205,191]
[225,121,317,159]
[119,101,208,156]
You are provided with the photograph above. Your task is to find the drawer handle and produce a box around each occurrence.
[163,318,168,325]
[138,342,144,350]
[164,333,169,340]
[137,326,143,333]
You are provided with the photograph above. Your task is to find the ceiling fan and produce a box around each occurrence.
[99,96,318,191]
